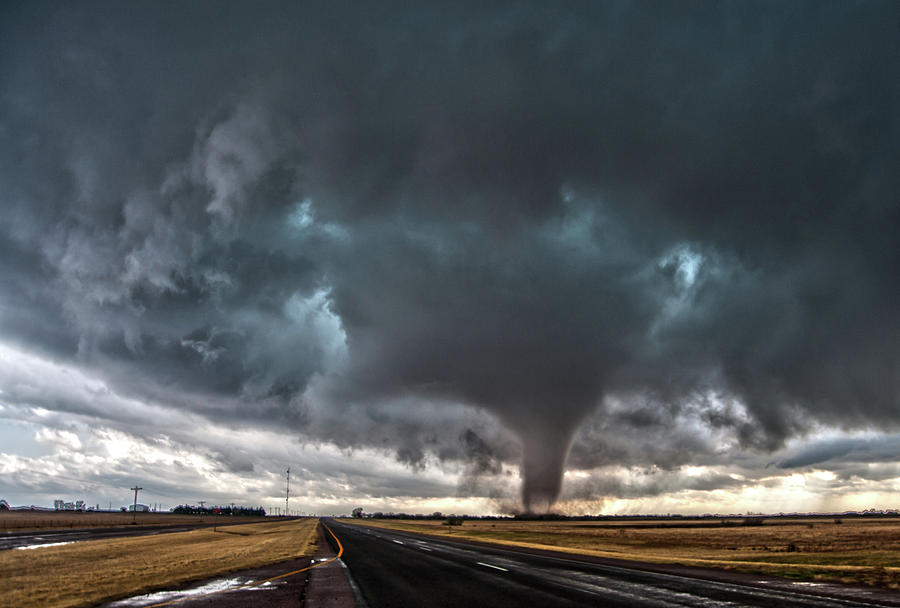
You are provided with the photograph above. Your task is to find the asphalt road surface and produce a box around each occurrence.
[324,519,900,608]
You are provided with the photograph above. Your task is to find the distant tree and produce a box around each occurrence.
[351,507,364,518]
[443,518,463,534]
[742,517,764,526]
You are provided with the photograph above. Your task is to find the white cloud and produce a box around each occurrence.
[35,428,82,451]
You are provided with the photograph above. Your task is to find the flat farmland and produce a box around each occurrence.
[348,517,900,589]
[0,517,318,608]
[0,509,266,532]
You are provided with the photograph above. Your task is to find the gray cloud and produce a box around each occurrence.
[779,435,900,470]
[565,470,747,502]
[1,1,899,511]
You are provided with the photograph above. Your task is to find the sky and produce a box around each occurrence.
[1,1,899,516]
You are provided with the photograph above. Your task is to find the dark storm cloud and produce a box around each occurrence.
[1,1,899,510]
[567,400,725,472]
[566,469,746,502]
[779,436,900,470]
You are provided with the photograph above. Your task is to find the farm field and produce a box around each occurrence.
[0,517,319,608]
[347,517,900,589]
[0,509,268,532]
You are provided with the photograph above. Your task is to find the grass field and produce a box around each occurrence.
[0,509,271,532]
[346,517,900,589]
[0,517,319,608]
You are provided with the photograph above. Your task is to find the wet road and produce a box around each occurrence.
[325,519,900,608]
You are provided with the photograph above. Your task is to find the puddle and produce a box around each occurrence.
[106,576,278,606]
[15,541,75,550]
[791,582,824,587]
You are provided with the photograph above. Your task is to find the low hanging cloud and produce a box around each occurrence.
[1,1,899,512]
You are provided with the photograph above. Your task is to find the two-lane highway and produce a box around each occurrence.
[324,519,900,608]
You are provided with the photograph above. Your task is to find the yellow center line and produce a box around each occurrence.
[144,521,344,608]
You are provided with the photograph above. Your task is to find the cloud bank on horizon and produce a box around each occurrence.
[0,1,898,513]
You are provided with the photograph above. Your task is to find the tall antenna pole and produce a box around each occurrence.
[130,486,142,523]
[285,468,290,517]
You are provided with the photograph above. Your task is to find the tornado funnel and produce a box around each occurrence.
[513,422,578,513]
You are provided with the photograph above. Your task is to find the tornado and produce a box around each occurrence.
[505,412,586,513]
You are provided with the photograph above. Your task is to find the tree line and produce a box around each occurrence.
[172,505,266,516]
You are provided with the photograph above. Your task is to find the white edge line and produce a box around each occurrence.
[476,561,508,572]
[338,559,370,608]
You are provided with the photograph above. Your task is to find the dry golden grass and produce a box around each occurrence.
[0,517,319,608]
[0,510,266,532]
[347,517,900,588]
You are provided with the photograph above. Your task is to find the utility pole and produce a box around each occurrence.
[199,500,206,510]
[130,486,142,523]
[285,468,290,517]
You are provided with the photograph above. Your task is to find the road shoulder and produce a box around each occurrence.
[304,523,363,607]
